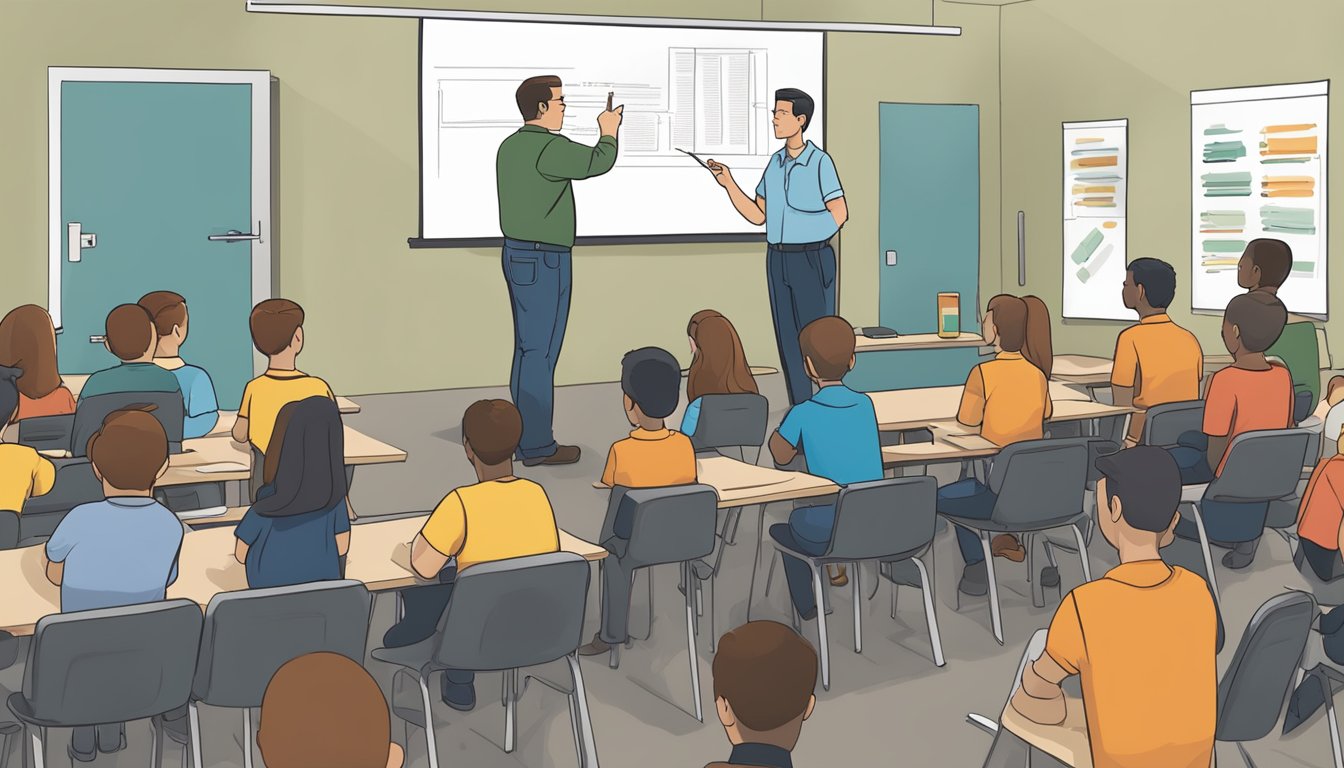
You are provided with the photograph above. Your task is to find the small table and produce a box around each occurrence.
[854,331,988,353]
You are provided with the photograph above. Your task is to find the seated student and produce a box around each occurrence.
[44,408,185,762]
[233,298,334,456]
[1111,258,1203,445]
[234,397,351,589]
[385,399,559,711]
[1167,291,1292,486]
[1009,447,1216,768]
[1319,376,1344,456]
[579,347,697,657]
[1293,432,1344,583]
[78,303,183,401]
[939,294,1053,596]
[0,365,56,513]
[139,291,219,438]
[705,621,817,768]
[1239,238,1321,418]
[258,652,403,768]
[683,310,760,437]
[0,305,76,420]
[766,316,882,621]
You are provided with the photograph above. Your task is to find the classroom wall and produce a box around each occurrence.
[1000,0,1344,362]
[0,0,999,396]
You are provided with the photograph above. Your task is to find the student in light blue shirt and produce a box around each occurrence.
[140,291,219,438]
[682,310,760,437]
[767,317,882,621]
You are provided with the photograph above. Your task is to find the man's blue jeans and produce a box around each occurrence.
[767,244,836,406]
[503,239,572,460]
[770,504,836,618]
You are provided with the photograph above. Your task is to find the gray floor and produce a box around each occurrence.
[13,374,1339,766]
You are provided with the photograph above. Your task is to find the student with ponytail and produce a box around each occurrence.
[0,365,56,514]
[937,294,1055,597]
[682,310,760,436]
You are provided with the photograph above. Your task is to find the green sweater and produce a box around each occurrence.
[495,125,618,248]
[1267,320,1320,413]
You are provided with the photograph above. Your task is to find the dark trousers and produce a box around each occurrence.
[770,505,836,618]
[503,239,572,460]
[937,479,998,565]
[1168,431,1215,486]
[767,244,837,406]
[383,567,474,695]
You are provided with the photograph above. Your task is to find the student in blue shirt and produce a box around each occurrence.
[78,304,184,402]
[44,407,184,762]
[682,309,760,437]
[140,291,219,438]
[235,397,351,589]
[767,316,882,621]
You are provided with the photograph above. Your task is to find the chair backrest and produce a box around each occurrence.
[988,439,1089,527]
[825,477,937,562]
[623,484,720,566]
[689,394,769,455]
[0,511,18,550]
[1207,429,1311,503]
[1141,400,1205,447]
[193,580,371,708]
[433,552,590,672]
[1295,390,1314,426]
[1299,414,1324,467]
[72,390,185,457]
[22,599,202,726]
[20,458,102,521]
[17,414,75,452]
[1215,591,1315,742]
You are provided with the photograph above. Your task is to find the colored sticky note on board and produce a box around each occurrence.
[1070,228,1104,265]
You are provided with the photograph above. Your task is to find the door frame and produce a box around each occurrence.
[47,67,272,360]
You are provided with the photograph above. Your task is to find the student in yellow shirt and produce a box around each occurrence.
[1111,258,1203,445]
[1010,446,1216,768]
[385,399,560,711]
[232,299,335,455]
[0,365,56,514]
[581,347,697,657]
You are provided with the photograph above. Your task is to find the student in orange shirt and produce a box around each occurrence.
[1010,447,1216,768]
[1293,439,1344,583]
[580,347,697,657]
[0,305,76,422]
[1111,259,1203,445]
[939,294,1053,597]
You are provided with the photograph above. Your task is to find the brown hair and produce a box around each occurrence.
[104,304,156,361]
[516,75,562,120]
[258,652,393,768]
[250,299,305,357]
[686,310,759,403]
[712,621,817,734]
[0,305,62,399]
[986,294,1053,378]
[1245,238,1293,289]
[88,408,168,492]
[137,290,188,339]
[463,399,523,466]
[1225,291,1288,353]
[797,316,856,382]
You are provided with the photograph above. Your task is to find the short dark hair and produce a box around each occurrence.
[462,399,523,466]
[516,75,562,121]
[1095,446,1181,533]
[105,304,156,361]
[1225,291,1287,353]
[774,88,815,133]
[713,621,817,733]
[798,316,856,381]
[250,299,305,357]
[621,347,681,420]
[1245,238,1293,289]
[1127,258,1176,309]
[89,408,169,492]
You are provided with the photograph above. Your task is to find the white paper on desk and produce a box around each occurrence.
[699,458,802,491]
[176,506,229,520]
[194,462,250,474]
[943,433,995,451]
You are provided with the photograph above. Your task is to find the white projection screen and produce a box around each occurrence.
[418,19,826,244]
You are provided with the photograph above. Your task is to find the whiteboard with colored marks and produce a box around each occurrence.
[1063,119,1129,321]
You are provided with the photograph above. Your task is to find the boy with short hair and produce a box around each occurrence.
[1011,446,1216,768]
[767,316,883,621]
[706,621,818,768]
[1239,238,1321,419]
[579,347,697,657]
[1111,258,1203,445]
[386,399,560,711]
[78,304,183,400]
[233,298,334,454]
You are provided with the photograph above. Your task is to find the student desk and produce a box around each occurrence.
[854,331,988,353]
[991,699,1092,768]
[868,381,1100,433]
[1051,355,1113,387]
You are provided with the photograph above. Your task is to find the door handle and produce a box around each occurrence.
[208,221,263,243]
[67,222,97,262]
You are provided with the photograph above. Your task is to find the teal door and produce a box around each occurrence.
[849,102,983,391]
[59,79,258,409]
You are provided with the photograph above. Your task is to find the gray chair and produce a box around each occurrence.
[1140,399,1205,447]
[939,439,1091,645]
[770,477,945,691]
[688,393,769,464]
[0,512,18,552]
[16,415,73,453]
[72,390,185,457]
[6,600,203,768]
[19,459,102,540]
[1029,438,1121,602]
[371,552,598,768]
[173,580,372,768]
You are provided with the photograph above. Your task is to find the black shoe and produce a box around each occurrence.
[69,728,97,764]
[521,445,581,467]
[1040,566,1061,590]
[798,606,818,622]
[442,681,477,712]
[959,562,988,597]
[1284,675,1327,734]
[1222,540,1258,570]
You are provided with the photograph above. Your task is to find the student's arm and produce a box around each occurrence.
[182,368,220,438]
[43,517,75,587]
[31,455,57,498]
[957,366,987,429]
[232,382,252,443]
[681,398,702,437]
[536,134,619,181]
[1299,460,1329,528]
[335,499,352,556]
[819,153,847,228]
[231,416,249,444]
[1202,371,1234,475]
[409,533,451,580]
[769,431,798,466]
[770,406,804,467]
[44,559,63,586]
[707,162,767,226]
[411,492,466,580]
[1110,329,1138,409]
[234,507,261,565]
[1010,594,1083,725]
[598,445,618,489]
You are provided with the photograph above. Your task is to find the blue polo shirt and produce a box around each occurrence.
[777,384,882,486]
[45,497,184,613]
[754,140,844,246]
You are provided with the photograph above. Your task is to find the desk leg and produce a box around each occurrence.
[746,504,768,622]
[224,480,243,508]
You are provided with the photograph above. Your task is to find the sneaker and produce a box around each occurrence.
[959,562,989,597]
[991,535,1026,562]
[577,634,612,657]
[1040,566,1061,590]
[522,445,581,467]
[441,681,476,712]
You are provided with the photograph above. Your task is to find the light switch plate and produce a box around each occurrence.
[885,250,897,266]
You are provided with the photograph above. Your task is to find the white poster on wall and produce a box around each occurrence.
[1190,81,1328,315]
[1063,119,1129,321]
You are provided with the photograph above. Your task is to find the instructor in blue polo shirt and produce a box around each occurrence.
[707,88,848,406]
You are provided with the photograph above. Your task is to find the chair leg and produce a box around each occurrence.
[1236,741,1257,768]
[852,563,863,654]
[150,719,163,768]
[765,553,778,597]
[26,727,42,768]
[684,566,703,723]
[981,533,1005,646]
[1190,503,1222,601]
[912,556,946,667]
[1027,533,1043,609]
[708,575,718,653]
[890,575,899,620]
[566,654,600,768]
[419,672,440,768]
[811,564,832,690]
[567,694,583,767]
[504,669,518,753]
[188,701,204,768]
[1070,523,1092,582]
[243,707,255,768]
[1326,674,1344,768]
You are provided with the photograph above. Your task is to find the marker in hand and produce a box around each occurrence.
[607,91,614,111]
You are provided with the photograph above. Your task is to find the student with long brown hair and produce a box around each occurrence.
[0,305,76,420]
[938,294,1054,598]
[682,310,760,436]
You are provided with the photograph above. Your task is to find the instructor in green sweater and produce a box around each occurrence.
[497,75,622,466]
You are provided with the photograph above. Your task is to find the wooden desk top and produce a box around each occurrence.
[1000,698,1092,768]
[881,434,999,467]
[160,426,406,487]
[695,455,838,507]
[869,382,1095,432]
[61,375,359,415]
[1052,355,1113,386]
[853,331,987,353]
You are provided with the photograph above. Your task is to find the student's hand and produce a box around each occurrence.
[592,481,611,490]
[707,160,734,189]
[1010,685,1068,726]
[597,105,623,137]
[391,541,413,573]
